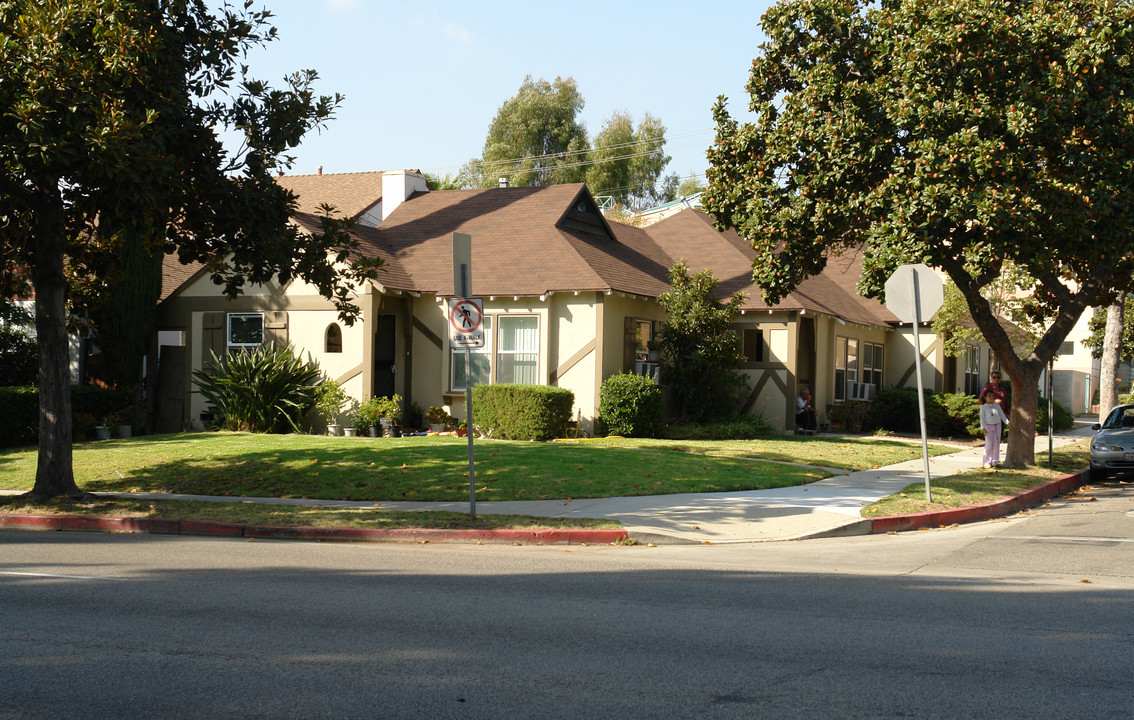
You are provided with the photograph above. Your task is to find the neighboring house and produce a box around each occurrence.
[152,169,1004,434]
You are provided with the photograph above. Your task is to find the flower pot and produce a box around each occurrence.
[829,420,844,433]
[94,426,112,441]
[429,423,446,433]
[389,426,402,438]
[343,427,357,437]
[115,424,132,439]
[327,423,342,437]
[368,425,379,438]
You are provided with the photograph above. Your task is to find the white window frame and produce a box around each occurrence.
[227,313,263,350]
[496,315,539,385]
[449,314,542,390]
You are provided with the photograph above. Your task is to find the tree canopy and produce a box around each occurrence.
[461,76,674,207]
[656,261,747,422]
[585,110,671,209]
[0,0,380,499]
[703,0,1134,466]
[461,75,590,188]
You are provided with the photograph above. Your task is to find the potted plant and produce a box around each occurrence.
[94,416,113,441]
[374,394,403,436]
[425,405,452,433]
[315,380,348,436]
[355,397,384,437]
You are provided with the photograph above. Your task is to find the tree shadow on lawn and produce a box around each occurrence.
[71,434,824,502]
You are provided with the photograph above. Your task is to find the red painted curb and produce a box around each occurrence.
[179,519,246,537]
[870,469,1089,534]
[0,512,627,545]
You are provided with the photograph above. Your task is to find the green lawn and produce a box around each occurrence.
[0,432,956,502]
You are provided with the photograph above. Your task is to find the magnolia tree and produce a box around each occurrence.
[703,0,1134,466]
[0,1,380,499]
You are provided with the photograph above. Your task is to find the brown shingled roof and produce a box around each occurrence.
[275,171,385,219]
[368,184,672,298]
[648,209,898,327]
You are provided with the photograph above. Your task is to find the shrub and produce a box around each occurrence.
[935,393,982,438]
[599,373,664,437]
[192,343,321,433]
[865,387,922,434]
[314,380,349,429]
[664,414,774,440]
[1036,395,1073,432]
[0,385,133,447]
[0,327,38,386]
[471,384,574,440]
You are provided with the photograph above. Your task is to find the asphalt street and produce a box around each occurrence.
[2,477,1131,719]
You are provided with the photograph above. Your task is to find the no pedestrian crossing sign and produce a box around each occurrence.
[448,298,484,348]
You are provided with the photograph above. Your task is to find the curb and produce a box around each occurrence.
[0,514,629,545]
[868,469,1090,534]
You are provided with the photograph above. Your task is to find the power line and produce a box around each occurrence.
[421,128,716,177]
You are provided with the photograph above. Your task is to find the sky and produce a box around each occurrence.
[234,0,776,184]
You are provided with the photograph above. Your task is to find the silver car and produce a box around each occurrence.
[1090,403,1134,481]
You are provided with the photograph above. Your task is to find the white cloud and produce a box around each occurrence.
[442,22,471,44]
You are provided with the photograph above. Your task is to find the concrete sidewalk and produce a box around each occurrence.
[1,422,1096,545]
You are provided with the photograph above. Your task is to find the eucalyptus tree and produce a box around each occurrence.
[703,0,1134,466]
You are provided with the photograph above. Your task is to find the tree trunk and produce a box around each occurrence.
[27,193,84,500]
[1098,293,1125,421]
[1004,367,1041,468]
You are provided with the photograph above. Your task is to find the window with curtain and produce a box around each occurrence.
[497,315,539,384]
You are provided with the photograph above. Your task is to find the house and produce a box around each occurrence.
[152,169,1002,435]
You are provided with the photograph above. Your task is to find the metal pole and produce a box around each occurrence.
[910,272,933,501]
[1048,358,1054,467]
[466,346,475,517]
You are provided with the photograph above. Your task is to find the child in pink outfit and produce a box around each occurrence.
[979,389,1009,467]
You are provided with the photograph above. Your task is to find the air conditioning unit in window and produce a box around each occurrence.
[849,382,875,402]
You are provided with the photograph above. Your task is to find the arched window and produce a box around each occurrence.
[325,323,342,353]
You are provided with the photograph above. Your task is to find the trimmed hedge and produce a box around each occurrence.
[471,384,574,440]
[0,385,134,448]
[599,373,664,438]
[866,386,1072,437]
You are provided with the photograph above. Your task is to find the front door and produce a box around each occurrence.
[373,315,397,398]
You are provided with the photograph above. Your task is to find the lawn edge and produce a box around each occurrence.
[0,513,628,545]
[867,469,1090,534]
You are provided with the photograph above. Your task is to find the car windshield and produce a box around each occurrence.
[1102,407,1134,429]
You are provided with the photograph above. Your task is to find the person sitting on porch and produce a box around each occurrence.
[796,388,817,432]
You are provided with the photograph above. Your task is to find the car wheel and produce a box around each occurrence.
[1089,466,1108,483]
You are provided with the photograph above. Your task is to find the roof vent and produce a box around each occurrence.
[317,166,323,175]
[498,177,509,188]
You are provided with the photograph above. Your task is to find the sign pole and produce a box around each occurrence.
[910,272,933,501]
[451,233,478,518]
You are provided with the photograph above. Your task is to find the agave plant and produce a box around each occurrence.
[192,343,321,433]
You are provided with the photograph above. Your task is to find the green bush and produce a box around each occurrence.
[0,328,38,386]
[1118,393,1134,405]
[0,385,133,447]
[864,388,980,438]
[935,393,982,438]
[471,384,574,440]
[599,373,664,437]
[664,414,775,440]
[192,343,321,433]
[1036,395,1073,432]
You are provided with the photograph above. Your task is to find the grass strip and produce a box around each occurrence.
[0,496,621,531]
[862,439,1092,517]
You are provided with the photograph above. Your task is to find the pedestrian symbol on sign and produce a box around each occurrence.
[448,298,485,348]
